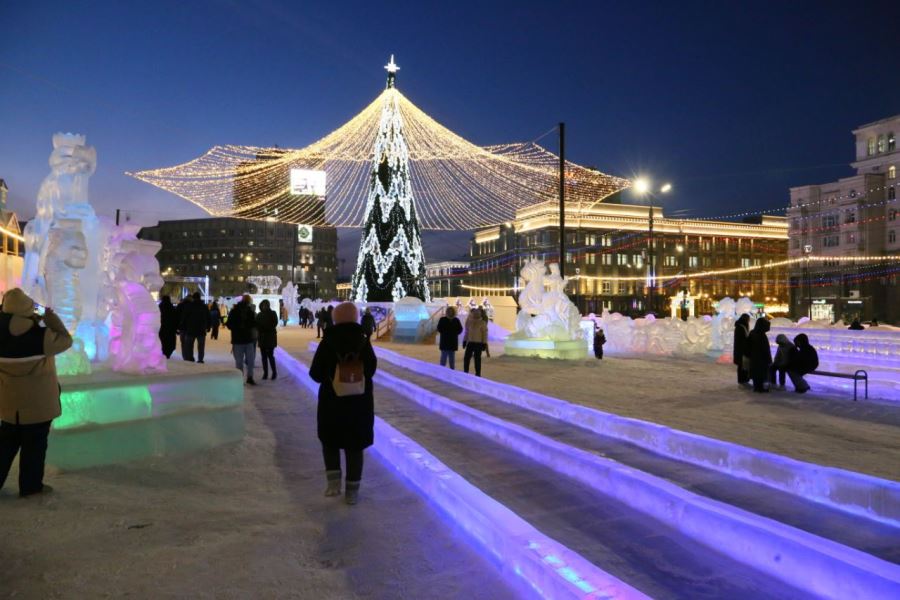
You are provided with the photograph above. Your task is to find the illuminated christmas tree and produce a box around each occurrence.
[352,56,430,302]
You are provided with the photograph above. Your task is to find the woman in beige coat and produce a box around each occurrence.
[463,307,489,377]
[0,288,73,497]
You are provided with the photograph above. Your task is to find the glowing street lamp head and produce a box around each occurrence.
[632,177,651,195]
[660,183,673,194]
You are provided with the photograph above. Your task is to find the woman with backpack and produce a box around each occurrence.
[309,302,377,505]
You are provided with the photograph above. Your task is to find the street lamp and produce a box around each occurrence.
[632,177,672,315]
[313,274,319,300]
[803,244,813,319]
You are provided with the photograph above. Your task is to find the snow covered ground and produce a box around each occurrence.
[372,334,900,483]
[0,335,517,599]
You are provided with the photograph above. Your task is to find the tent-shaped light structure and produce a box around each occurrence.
[129,59,630,231]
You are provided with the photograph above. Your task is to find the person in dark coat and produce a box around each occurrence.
[360,308,377,339]
[593,325,606,360]
[769,334,794,389]
[733,314,751,385]
[316,308,325,338]
[788,333,819,394]
[436,306,463,369]
[255,299,279,380]
[174,296,189,353]
[747,318,772,393]
[208,302,222,340]
[180,292,211,363]
[227,295,258,385]
[158,295,178,358]
[309,302,377,506]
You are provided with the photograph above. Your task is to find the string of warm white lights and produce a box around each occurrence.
[460,254,900,291]
[694,186,896,222]
[128,87,630,230]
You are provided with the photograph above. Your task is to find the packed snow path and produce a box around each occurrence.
[0,343,519,599]
[292,348,811,599]
[375,358,900,566]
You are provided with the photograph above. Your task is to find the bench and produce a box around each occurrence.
[809,369,868,401]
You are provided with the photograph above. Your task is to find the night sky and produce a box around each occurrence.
[2,1,899,271]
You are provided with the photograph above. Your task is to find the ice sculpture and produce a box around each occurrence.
[107,232,166,374]
[281,282,298,325]
[22,133,167,375]
[510,260,582,341]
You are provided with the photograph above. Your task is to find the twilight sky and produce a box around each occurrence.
[2,1,899,270]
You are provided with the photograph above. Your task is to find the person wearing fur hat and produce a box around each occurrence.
[0,288,73,497]
[309,301,377,505]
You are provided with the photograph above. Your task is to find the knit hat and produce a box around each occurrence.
[775,334,790,345]
[1,288,36,317]
[332,302,358,325]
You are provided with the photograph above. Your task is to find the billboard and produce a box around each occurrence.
[297,224,314,244]
[290,169,326,196]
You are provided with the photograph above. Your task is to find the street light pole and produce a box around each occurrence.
[558,122,566,278]
[648,203,655,314]
[803,244,813,319]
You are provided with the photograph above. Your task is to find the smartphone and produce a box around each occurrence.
[34,303,46,317]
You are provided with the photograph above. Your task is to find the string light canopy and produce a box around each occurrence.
[128,57,630,230]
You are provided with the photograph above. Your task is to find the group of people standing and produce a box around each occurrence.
[436,306,489,376]
[157,293,280,385]
[733,315,819,394]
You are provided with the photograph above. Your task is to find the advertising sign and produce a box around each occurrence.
[290,169,327,196]
[297,224,314,244]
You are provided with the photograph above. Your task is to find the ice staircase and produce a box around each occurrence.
[280,345,900,599]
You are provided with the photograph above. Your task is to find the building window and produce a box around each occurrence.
[889,132,896,152]
[617,254,628,265]
[890,230,897,244]
[868,137,876,156]
[601,281,611,294]
[889,165,897,180]
[664,256,677,267]
[633,255,643,268]
[688,256,698,268]
[890,186,897,200]
[845,210,855,224]
[741,258,751,268]
[822,214,837,228]
[890,209,898,221]
[601,254,612,266]
[878,134,886,153]
[823,235,840,248]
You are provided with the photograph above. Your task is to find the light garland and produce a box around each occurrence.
[0,225,25,243]
[460,255,900,291]
[128,64,630,230]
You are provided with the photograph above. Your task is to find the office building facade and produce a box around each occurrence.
[139,218,337,299]
[787,115,898,323]
[470,201,789,317]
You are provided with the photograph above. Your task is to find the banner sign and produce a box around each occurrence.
[297,224,314,244]
[290,169,326,196]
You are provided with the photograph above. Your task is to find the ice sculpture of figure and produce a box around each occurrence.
[281,282,298,325]
[42,219,91,374]
[22,133,97,306]
[511,260,581,341]
[107,235,166,374]
[735,296,755,318]
[710,296,736,352]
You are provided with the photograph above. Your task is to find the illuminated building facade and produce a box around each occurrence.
[0,179,24,295]
[788,115,899,323]
[425,261,469,299]
[469,200,789,316]
[139,218,337,299]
